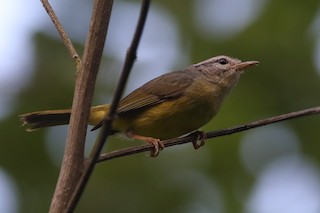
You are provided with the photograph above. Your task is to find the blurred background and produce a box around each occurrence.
[1,0,320,212]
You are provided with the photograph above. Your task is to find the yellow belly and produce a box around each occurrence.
[115,96,218,140]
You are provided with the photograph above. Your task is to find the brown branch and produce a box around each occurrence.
[49,1,113,213]
[40,0,81,65]
[97,106,320,162]
[65,0,151,212]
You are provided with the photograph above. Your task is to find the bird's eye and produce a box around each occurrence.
[216,58,228,65]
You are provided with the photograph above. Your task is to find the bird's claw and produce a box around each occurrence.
[126,131,164,157]
[192,131,206,149]
[147,138,165,157]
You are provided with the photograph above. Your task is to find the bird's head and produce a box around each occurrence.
[193,55,259,87]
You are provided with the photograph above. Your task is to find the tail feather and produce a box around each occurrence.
[19,109,72,131]
[19,105,110,131]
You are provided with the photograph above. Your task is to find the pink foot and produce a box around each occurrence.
[126,132,164,157]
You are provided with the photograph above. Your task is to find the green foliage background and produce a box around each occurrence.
[1,0,320,212]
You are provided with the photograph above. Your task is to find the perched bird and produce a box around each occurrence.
[20,55,258,156]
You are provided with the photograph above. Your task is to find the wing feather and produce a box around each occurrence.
[117,69,195,114]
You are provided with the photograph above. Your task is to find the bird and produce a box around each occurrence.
[19,55,258,156]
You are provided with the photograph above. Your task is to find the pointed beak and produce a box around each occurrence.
[232,61,259,71]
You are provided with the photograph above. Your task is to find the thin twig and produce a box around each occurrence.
[97,106,320,162]
[49,1,114,213]
[40,0,81,66]
[65,1,151,212]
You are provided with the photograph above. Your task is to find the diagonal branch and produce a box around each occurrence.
[97,106,320,162]
[65,0,151,212]
[49,0,113,212]
[40,0,81,66]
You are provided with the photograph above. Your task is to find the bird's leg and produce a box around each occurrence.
[191,131,207,149]
[126,131,165,157]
